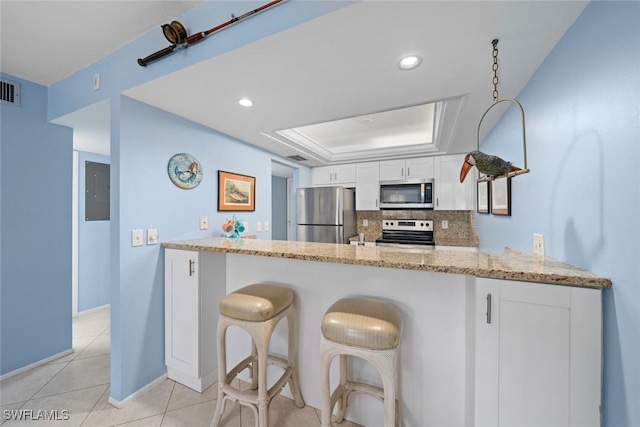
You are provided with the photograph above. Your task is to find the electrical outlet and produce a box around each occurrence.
[131,229,143,247]
[256,222,262,232]
[534,233,545,256]
[200,215,208,230]
[93,73,100,91]
[147,228,158,245]
[442,220,449,229]
[264,221,269,231]
[363,219,369,227]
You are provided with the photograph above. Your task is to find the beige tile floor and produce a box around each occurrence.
[0,307,363,427]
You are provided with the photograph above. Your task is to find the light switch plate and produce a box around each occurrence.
[442,220,449,229]
[147,228,158,245]
[200,215,208,230]
[533,233,545,256]
[363,219,369,227]
[132,229,144,247]
[264,221,269,231]
[256,222,262,232]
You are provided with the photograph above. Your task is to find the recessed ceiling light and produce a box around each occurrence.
[398,55,422,71]
[238,98,253,107]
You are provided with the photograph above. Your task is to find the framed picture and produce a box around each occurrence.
[491,176,511,216]
[218,170,255,211]
[477,180,490,214]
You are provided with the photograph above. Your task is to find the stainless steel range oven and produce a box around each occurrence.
[375,220,434,249]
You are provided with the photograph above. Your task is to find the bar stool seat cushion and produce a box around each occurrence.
[220,284,294,322]
[321,298,402,350]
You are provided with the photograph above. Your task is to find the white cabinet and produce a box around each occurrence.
[164,249,226,392]
[406,157,435,181]
[379,157,434,182]
[312,164,356,186]
[355,162,379,210]
[379,159,405,181]
[434,154,474,210]
[475,278,602,427]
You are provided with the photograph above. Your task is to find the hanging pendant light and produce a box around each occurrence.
[459,39,531,183]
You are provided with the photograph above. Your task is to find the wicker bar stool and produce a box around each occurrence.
[210,284,305,427]
[319,298,403,427]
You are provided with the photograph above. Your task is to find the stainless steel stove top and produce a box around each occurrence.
[376,220,434,247]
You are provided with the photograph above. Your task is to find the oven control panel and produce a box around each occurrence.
[382,220,433,231]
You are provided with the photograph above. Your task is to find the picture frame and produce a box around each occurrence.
[490,176,511,216]
[218,170,255,211]
[477,180,490,214]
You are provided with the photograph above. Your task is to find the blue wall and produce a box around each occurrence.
[271,176,288,240]
[12,0,334,400]
[78,152,111,312]
[0,74,73,374]
[475,2,640,425]
[108,96,308,400]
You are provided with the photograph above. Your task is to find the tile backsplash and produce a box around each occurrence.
[356,210,479,246]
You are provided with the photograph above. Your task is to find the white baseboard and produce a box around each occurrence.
[78,303,111,317]
[167,367,217,393]
[108,373,168,408]
[0,348,74,381]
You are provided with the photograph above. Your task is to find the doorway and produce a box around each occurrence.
[271,161,296,240]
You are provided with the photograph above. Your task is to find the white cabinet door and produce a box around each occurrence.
[333,163,356,185]
[355,162,380,210]
[435,155,474,210]
[406,157,434,180]
[475,278,602,427]
[379,159,406,182]
[164,249,222,392]
[312,166,334,186]
[312,164,356,186]
[165,249,200,379]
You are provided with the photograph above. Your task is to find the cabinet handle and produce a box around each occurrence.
[189,259,195,276]
[401,167,404,177]
[407,167,410,176]
[486,294,492,324]
[375,198,378,207]
[334,172,338,181]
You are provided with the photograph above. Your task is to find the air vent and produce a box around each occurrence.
[0,79,20,107]
[287,155,307,161]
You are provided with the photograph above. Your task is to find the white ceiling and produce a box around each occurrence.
[0,1,204,86]
[1,1,588,166]
[125,1,588,165]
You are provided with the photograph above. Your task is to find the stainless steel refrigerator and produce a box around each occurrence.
[296,187,356,244]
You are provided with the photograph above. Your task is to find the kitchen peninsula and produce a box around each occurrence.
[162,238,610,427]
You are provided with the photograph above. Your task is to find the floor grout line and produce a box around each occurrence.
[80,384,110,427]
[158,380,176,427]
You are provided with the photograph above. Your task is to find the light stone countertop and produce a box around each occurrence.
[162,237,611,289]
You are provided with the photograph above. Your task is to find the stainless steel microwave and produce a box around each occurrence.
[379,179,434,209]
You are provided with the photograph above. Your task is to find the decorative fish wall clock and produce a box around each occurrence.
[167,153,203,189]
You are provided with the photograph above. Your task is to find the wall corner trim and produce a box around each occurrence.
[108,373,168,408]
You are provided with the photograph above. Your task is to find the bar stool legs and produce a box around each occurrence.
[319,298,403,427]
[210,285,304,427]
[320,337,401,427]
